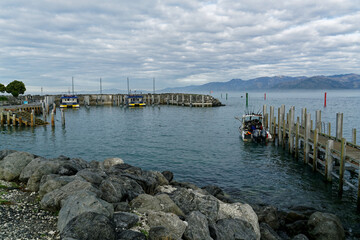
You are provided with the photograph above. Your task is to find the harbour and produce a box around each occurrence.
[1,90,360,232]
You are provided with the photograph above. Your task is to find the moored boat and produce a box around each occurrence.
[60,95,80,108]
[237,113,273,142]
[126,94,146,107]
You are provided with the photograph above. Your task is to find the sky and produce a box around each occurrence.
[0,0,359,94]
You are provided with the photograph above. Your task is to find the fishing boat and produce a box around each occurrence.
[59,95,80,108]
[126,94,146,107]
[237,113,273,142]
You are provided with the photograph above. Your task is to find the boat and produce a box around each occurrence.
[237,113,273,142]
[126,94,146,107]
[59,95,80,108]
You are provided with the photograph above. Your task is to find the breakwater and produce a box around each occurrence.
[0,150,352,239]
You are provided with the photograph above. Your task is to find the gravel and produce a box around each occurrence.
[0,180,59,240]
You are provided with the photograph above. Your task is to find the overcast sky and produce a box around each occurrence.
[0,0,359,93]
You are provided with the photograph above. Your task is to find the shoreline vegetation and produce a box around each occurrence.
[0,150,356,240]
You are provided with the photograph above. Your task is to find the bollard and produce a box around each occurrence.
[339,138,346,197]
[61,109,65,126]
[325,140,334,182]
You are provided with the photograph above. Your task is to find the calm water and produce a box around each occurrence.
[1,90,360,230]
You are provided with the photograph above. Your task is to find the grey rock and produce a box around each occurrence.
[307,212,345,240]
[149,226,173,240]
[103,157,124,169]
[38,174,76,198]
[171,181,204,191]
[19,157,46,182]
[292,234,309,240]
[61,212,115,240]
[260,222,282,240]
[183,211,212,240]
[161,171,174,182]
[113,212,139,232]
[170,188,219,222]
[0,152,35,181]
[57,190,114,232]
[202,185,224,196]
[114,202,131,212]
[214,218,257,240]
[286,220,308,237]
[130,194,184,216]
[117,230,147,240]
[26,161,63,192]
[100,175,144,203]
[257,205,280,230]
[0,149,17,160]
[76,168,107,186]
[40,179,102,211]
[147,211,187,240]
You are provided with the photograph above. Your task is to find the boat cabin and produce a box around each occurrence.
[60,95,80,108]
[126,94,146,107]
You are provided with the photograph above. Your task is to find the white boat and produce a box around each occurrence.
[237,113,273,142]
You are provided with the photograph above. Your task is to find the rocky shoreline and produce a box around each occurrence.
[0,150,357,240]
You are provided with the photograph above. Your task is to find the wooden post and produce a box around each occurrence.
[182,94,185,106]
[0,111,4,126]
[30,110,35,127]
[313,128,318,171]
[278,108,281,145]
[273,116,276,139]
[282,118,286,149]
[158,95,161,105]
[325,140,334,182]
[18,117,22,127]
[171,95,174,105]
[263,104,267,118]
[352,128,356,145]
[328,122,331,136]
[295,118,299,159]
[358,165,360,210]
[246,93,248,107]
[12,114,16,126]
[202,95,204,107]
[289,107,295,154]
[53,103,56,114]
[304,113,311,164]
[270,106,274,135]
[190,95,192,107]
[315,110,321,133]
[336,113,343,139]
[301,108,306,127]
[7,111,10,125]
[176,95,179,105]
[339,138,346,196]
[61,108,65,126]
[51,111,55,127]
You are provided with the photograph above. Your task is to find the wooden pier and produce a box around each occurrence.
[262,104,360,208]
[0,104,47,127]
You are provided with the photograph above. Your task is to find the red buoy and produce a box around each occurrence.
[324,92,327,107]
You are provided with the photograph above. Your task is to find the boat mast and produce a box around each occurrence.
[72,77,74,95]
[153,77,155,94]
[100,78,102,95]
[127,77,130,94]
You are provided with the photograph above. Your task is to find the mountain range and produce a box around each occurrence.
[162,73,360,92]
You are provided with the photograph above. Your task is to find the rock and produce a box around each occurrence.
[0,152,35,181]
[213,218,257,240]
[103,157,124,169]
[114,202,131,212]
[161,171,174,182]
[307,212,345,240]
[217,202,260,240]
[117,230,147,240]
[170,188,219,222]
[40,179,102,211]
[286,220,308,237]
[256,205,280,230]
[26,160,63,192]
[147,211,187,240]
[0,149,17,160]
[260,222,282,240]
[61,212,115,240]
[76,168,107,186]
[113,212,139,232]
[149,226,174,240]
[38,174,76,198]
[57,190,114,232]
[202,185,224,196]
[170,181,204,191]
[183,211,212,240]
[292,234,309,240]
[130,194,184,216]
[155,185,177,194]
[284,211,309,224]
[100,175,144,203]
[19,157,46,182]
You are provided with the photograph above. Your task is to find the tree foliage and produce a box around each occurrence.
[0,83,5,93]
[5,80,26,98]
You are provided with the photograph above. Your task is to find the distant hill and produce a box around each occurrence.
[161,74,360,92]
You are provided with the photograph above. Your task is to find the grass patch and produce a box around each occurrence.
[140,229,149,238]
[0,198,12,205]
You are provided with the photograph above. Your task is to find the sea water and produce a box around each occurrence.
[1,89,360,230]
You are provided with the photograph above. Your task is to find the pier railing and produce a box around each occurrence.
[262,104,360,209]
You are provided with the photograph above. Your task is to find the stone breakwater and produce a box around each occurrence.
[0,150,352,240]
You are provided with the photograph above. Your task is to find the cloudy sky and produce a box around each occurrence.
[0,0,359,93]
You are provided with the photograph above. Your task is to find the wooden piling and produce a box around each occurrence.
[304,113,311,164]
[325,140,334,182]
[30,110,34,127]
[53,103,56,114]
[270,106,274,135]
[313,128,318,171]
[301,108,306,127]
[316,110,321,133]
[202,95,205,107]
[282,118,286,149]
[7,111,10,125]
[328,122,331,136]
[295,119,299,159]
[336,113,343,139]
[352,128,356,144]
[264,113,268,129]
[1,111,4,126]
[278,112,282,146]
[273,116,276,139]
[61,109,65,126]
[339,138,346,196]
[51,111,55,127]
[12,114,16,126]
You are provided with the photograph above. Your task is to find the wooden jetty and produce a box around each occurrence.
[261,104,360,208]
[0,104,47,127]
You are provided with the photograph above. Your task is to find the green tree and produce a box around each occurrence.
[0,83,5,93]
[6,80,26,98]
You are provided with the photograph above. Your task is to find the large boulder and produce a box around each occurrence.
[260,222,282,240]
[100,175,144,203]
[0,149,17,160]
[0,152,35,181]
[38,174,76,198]
[183,211,212,240]
[147,211,187,240]
[40,179,102,211]
[256,205,280,230]
[117,230,147,240]
[76,168,107,186]
[57,190,114,232]
[307,212,345,240]
[113,212,139,232]
[217,202,260,240]
[170,188,219,222]
[149,226,174,240]
[103,157,124,169]
[212,218,257,240]
[19,157,47,182]
[61,212,115,240]
[130,194,184,216]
